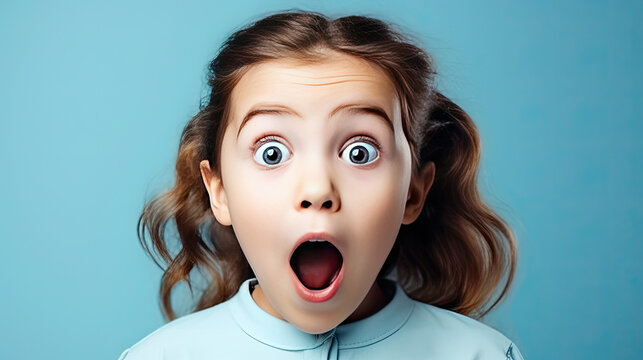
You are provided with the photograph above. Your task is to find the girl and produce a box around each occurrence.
[119,10,525,359]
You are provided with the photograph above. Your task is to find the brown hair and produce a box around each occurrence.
[138,9,518,321]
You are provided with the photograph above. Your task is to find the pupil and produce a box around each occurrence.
[350,147,367,163]
[264,147,281,164]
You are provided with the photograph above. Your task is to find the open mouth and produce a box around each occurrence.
[289,240,343,291]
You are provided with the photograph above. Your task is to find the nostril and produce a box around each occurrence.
[300,200,332,209]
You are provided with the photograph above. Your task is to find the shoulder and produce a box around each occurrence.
[400,300,524,359]
[117,300,241,360]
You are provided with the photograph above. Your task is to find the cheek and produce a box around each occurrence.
[344,173,407,255]
[223,169,287,266]
[225,162,276,223]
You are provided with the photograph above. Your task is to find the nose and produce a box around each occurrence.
[296,164,341,212]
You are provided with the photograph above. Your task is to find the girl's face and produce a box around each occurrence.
[201,51,428,334]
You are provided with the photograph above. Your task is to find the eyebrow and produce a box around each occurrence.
[235,103,394,139]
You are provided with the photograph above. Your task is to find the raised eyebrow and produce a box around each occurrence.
[236,108,292,140]
[236,104,394,139]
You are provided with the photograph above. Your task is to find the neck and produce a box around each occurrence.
[342,279,393,324]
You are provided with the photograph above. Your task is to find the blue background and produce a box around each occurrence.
[1,1,640,359]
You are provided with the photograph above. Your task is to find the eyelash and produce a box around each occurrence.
[250,134,382,156]
[252,134,282,152]
[342,135,382,153]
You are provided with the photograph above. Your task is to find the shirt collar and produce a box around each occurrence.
[228,277,415,350]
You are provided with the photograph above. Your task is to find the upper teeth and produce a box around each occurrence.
[308,239,326,242]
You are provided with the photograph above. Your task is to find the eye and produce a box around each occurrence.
[253,139,291,167]
[340,140,379,165]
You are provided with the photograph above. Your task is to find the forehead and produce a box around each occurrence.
[235,52,395,88]
[227,53,399,122]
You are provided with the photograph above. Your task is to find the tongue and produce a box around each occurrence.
[290,241,343,290]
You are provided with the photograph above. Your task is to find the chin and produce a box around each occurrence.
[287,308,347,334]
[294,319,341,335]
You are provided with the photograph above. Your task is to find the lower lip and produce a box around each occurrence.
[291,264,344,303]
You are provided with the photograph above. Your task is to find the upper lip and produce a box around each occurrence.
[290,232,343,260]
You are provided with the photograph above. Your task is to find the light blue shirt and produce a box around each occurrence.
[118,278,525,359]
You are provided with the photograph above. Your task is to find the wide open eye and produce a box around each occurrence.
[340,141,379,165]
[253,140,291,167]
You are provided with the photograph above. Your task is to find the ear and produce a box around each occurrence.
[199,160,232,226]
[402,161,435,225]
